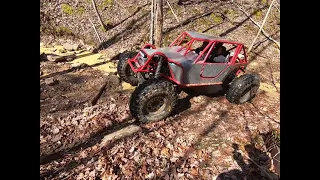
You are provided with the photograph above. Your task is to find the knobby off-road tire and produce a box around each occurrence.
[222,72,237,93]
[117,51,138,86]
[226,73,260,104]
[129,79,178,123]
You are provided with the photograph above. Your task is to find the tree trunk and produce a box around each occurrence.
[155,0,163,47]
[150,0,155,44]
[91,0,107,32]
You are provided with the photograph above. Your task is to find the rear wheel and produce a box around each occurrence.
[117,51,138,86]
[129,79,178,122]
[226,73,260,104]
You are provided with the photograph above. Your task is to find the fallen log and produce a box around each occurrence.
[100,125,142,147]
[90,76,109,106]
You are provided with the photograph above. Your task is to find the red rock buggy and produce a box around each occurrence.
[117,31,260,122]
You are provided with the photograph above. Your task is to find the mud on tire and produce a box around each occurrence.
[129,79,178,123]
[226,73,260,104]
[117,51,138,86]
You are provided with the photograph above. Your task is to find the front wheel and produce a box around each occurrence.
[129,79,178,122]
[117,51,139,86]
[226,73,260,104]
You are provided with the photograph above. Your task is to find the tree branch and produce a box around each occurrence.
[239,150,277,180]
[166,0,180,23]
[91,0,107,31]
[233,1,280,50]
[89,19,102,43]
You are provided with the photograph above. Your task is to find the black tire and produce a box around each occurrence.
[117,51,138,86]
[129,79,178,123]
[226,73,260,104]
[222,72,237,93]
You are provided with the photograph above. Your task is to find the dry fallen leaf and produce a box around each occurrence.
[141,161,147,174]
[161,147,170,157]
[190,167,198,176]
[145,172,155,179]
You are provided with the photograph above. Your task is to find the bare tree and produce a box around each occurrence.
[155,0,163,47]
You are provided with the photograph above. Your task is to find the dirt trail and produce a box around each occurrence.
[40,44,280,180]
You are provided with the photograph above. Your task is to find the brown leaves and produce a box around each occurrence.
[160,147,170,157]
[190,167,199,176]
[141,161,148,174]
[40,55,279,179]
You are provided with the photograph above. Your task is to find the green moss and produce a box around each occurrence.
[58,49,67,53]
[77,7,85,15]
[254,10,263,20]
[86,0,91,3]
[99,25,107,32]
[103,0,113,6]
[210,14,223,24]
[105,19,111,25]
[99,0,113,9]
[261,0,267,4]
[61,4,74,15]
[198,18,210,26]
[224,9,237,20]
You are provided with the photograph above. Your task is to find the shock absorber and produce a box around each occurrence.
[154,56,163,79]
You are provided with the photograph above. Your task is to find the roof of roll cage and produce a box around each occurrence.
[185,31,242,44]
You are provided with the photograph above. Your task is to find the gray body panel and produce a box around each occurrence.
[169,63,242,85]
[202,64,227,78]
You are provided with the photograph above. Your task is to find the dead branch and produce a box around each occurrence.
[90,76,108,106]
[273,1,280,12]
[233,1,280,49]
[89,19,102,43]
[166,0,180,23]
[247,0,277,54]
[91,0,107,31]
